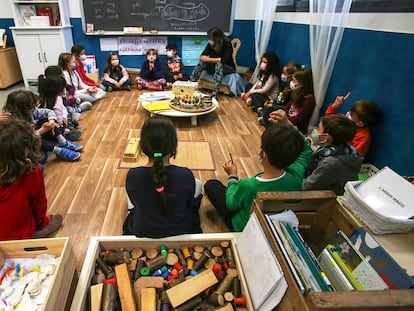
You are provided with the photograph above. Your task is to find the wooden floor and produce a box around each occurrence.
[45,88,263,270]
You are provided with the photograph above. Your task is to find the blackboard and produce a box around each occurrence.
[81,0,235,35]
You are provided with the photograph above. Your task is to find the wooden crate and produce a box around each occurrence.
[70,234,254,311]
[0,237,76,311]
[253,191,414,311]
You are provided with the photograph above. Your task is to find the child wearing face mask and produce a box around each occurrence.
[325,93,382,157]
[71,44,102,88]
[136,49,166,91]
[102,52,131,92]
[303,114,363,195]
[258,62,302,126]
[241,52,280,115]
[268,68,315,134]
[163,43,188,88]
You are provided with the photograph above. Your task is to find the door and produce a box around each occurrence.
[12,33,44,84]
[38,33,64,71]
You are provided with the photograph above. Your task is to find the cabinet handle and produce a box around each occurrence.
[38,53,42,63]
[43,52,48,63]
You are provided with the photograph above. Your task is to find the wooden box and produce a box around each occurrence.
[0,237,76,311]
[126,68,141,87]
[253,191,414,311]
[172,81,198,98]
[70,234,255,311]
[0,47,23,89]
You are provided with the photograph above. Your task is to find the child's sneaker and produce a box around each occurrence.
[57,147,81,161]
[107,86,113,92]
[61,140,83,152]
[79,101,92,111]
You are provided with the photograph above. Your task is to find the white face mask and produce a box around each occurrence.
[310,128,322,146]
[166,50,174,58]
[147,55,156,62]
[345,111,353,121]
[208,40,215,46]
[80,54,87,61]
[289,80,296,90]
[281,73,288,82]
[111,59,119,66]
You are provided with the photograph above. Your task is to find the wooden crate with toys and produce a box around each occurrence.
[0,237,76,311]
[253,191,414,311]
[70,230,289,311]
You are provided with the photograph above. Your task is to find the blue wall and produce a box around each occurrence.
[2,17,413,175]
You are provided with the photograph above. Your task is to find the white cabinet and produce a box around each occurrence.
[10,0,73,88]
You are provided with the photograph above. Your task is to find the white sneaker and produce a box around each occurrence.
[79,101,92,111]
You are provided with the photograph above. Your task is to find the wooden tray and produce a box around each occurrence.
[169,103,214,113]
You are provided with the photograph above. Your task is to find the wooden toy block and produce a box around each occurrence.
[123,138,139,162]
[141,287,156,311]
[115,263,137,311]
[166,269,218,307]
[90,283,103,311]
[133,276,164,309]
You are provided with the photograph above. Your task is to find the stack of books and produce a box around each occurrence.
[264,214,412,293]
[342,166,414,234]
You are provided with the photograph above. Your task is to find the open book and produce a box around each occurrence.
[236,213,287,311]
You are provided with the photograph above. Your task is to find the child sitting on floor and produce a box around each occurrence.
[163,43,188,88]
[123,116,202,238]
[102,52,131,92]
[136,49,166,91]
[303,114,363,195]
[325,93,382,157]
[0,118,62,240]
[204,109,311,232]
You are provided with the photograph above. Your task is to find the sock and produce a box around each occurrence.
[53,146,63,154]
[57,136,66,146]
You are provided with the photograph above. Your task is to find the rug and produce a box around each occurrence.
[119,141,215,170]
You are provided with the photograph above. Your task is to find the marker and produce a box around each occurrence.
[229,153,233,164]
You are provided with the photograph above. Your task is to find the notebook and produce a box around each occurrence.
[355,166,414,221]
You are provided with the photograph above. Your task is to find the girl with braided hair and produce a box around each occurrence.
[123,116,202,238]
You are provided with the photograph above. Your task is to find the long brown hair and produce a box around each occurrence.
[3,90,38,122]
[291,68,314,104]
[207,27,225,54]
[0,118,41,187]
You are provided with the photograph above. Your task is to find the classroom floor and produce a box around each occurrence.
[16,86,264,271]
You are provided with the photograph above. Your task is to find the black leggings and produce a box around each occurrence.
[204,179,235,231]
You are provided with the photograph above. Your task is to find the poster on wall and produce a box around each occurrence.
[118,36,167,55]
[100,38,118,51]
[118,37,143,55]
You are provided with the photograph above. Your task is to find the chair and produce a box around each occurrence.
[197,38,250,96]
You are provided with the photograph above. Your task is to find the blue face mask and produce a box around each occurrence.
[73,63,78,70]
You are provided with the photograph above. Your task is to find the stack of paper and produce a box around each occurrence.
[140,92,171,102]
[342,166,414,234]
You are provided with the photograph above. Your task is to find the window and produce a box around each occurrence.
[276,0,414,12]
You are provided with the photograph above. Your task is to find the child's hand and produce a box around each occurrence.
[0,112,11,121]
[268,109,292,126]
[333,92,351,108]
[88,86,97,94]
[62,118,68,126]
[223,159,237,176]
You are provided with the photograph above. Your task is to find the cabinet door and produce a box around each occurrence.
[12,34,44,82]
[38,33,64,69]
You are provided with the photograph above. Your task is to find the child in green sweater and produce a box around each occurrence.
[204,109,312,231]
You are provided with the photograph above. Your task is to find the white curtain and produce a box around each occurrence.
[251,0,279,82]
[308,0,352,132]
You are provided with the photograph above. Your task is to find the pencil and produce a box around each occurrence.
[229,153,233,164]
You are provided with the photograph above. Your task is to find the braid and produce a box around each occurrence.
[153,155,169,214]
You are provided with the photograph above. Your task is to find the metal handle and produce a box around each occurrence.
[38,52,42,63]
[43,52,47,63]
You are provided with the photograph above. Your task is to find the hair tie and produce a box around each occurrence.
[154,152,163,158]
[156,186,165,193]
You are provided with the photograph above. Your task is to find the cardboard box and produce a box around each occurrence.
[126,68,141,87]
[253,191,414,310]
[0,237,76,311]
[0,47,23,89]
[70,234,256,311]
[85,69,100,84]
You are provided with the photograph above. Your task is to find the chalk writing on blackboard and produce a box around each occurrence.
[161,4,209,23]
[82,0,233,34]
